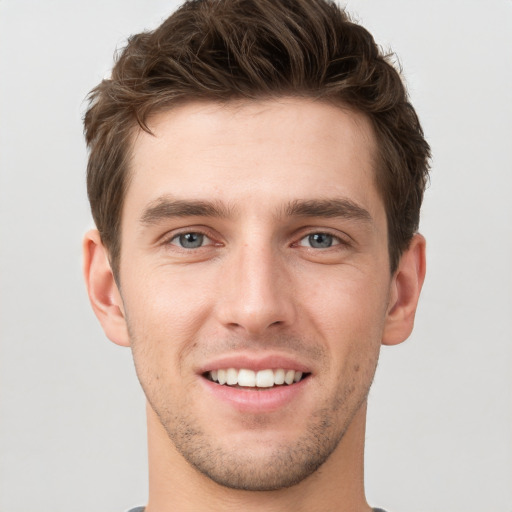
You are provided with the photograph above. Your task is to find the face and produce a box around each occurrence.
[118,98,393,490]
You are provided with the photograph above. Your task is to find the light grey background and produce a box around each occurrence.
[1,1,510,511]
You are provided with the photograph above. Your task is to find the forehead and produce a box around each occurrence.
[124,98,382,222]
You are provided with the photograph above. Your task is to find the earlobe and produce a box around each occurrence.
[82,229,130,347]
[382,233,426,346]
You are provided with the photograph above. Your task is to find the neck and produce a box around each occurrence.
[144,401,371,512]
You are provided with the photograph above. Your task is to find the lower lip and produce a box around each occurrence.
[200,376,310,413]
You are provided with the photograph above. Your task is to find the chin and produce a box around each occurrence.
[161,406,348,492]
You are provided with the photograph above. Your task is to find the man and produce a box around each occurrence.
[82,0,429,510]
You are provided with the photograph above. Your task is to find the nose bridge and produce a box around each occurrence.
[219,235,295,334]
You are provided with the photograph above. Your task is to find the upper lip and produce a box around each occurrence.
[197,353,313,375]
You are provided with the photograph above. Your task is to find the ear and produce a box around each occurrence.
[382,233,426,346]
[82,229,130,347]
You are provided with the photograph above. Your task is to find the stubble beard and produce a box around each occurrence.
[155,402,357,491]
[142,366,376,492]
[129,323,380,491]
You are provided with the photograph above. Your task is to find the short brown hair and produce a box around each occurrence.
[84,0,430,277]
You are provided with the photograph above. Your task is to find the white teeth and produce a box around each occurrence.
[208,368,306,387]
[274,368,285,385]
[256,369,275,387]
[238,369,256,387]
[284,369,295,385]
[217,369,227,385]
[226,368,238,385]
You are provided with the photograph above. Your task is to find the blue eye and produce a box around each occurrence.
[300,233,339,249]
[171,232,207,248]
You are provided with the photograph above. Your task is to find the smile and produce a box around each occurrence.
[207,368,308,388]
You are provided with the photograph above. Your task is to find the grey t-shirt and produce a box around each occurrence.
[128,508,388,511]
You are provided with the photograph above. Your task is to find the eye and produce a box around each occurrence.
[169,232,210,249]
[298,233,340,249]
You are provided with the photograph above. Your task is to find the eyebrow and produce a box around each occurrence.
[284,198,372,223]
[139,196,372,225]
[140,197,235,225]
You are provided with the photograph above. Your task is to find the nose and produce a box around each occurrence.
[216,242,296,335]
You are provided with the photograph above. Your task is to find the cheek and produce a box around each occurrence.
[121,267,215,380]
[297,267,389,394]
[300,268,390,340]
[124,264,215,333]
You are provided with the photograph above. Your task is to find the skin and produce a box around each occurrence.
[84,98,426,512]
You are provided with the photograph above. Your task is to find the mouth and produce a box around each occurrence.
[199,357,312,412]
[204,368,310,389]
